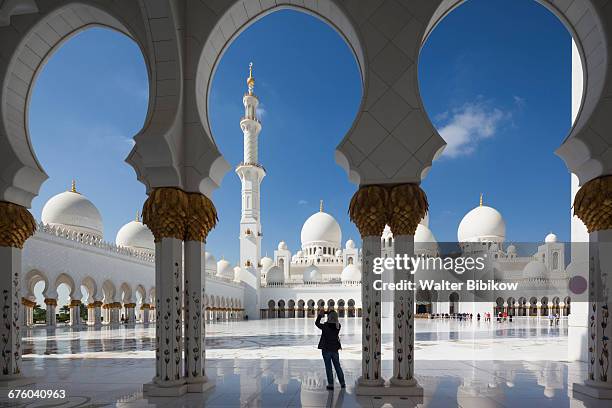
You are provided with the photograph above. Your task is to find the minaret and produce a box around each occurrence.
[236,63,265,319]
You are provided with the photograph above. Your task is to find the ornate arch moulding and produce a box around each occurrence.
[0,0,148,208]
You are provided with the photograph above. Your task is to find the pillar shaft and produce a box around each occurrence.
[359,235,383,385]
[0,247,22,377]
[45,300,57,327]
[391,234,416,385]
[154,237,184,385]
[69,300,81,326]
[184,240,207,386]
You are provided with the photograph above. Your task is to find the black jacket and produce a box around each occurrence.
[315,314,342,351]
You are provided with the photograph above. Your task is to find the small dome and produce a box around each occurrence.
[296,250,304,257]
[301,211,341,246]
[458,205,506,243]
[545,233,557,243]
[523,260,548,279]
[341,264,361,282]
[345,239,355,249]
[278,241,288,250]
[216,259,233,278]
[420,212,430,227]
[335,249,342,257]
[260,256,274,272]
[303,265,322,282]
[507,244,517,254]
[116,220,154,251]
[41,186,103,238]
[315,247,323,256]
[266,266,284,284]
[414,224,438,256]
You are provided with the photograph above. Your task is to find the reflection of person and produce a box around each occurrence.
[315,310,346,390]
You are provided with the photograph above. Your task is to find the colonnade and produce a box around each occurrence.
[1,178,612,398]
[19,299,155,327]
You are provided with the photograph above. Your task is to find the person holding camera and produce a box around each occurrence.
[315,309,346,390]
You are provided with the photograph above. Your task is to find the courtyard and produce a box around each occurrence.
[0,317,605,407]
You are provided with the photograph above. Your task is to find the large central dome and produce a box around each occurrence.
[458,204,506,243]
[300,209,341,246]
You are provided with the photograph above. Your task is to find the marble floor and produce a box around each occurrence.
[0,317,606,407]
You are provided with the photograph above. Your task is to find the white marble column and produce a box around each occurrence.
[390,234,421,394]
[184,240,213,392]
[357,235,384,390]
[69,300,82,327]
[142,304,150,323]
[45,299,57,327]
[143,237,186,396]
[0,247,23,380]
[125,303,136,324]
[574,228,612,399]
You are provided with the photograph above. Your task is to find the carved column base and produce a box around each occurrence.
[143,380,187,397]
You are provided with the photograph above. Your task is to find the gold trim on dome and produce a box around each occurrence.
[0,201,36,248]
[574,175,612,232]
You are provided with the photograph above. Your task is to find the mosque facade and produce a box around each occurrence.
[20,68,571,327]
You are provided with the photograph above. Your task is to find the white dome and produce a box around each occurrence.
[414,224,438,255]
[507,244,517,254]
[116,220,154,251]
[523,260,548,279]
[301,211,341,246]
[278,241,287,250]
[458,205,506,243]
[303,265,322,282]
[341,264,361,282]
[216,259,233,278]
[420,212,430,227]
[545,233,557,243]
[260,256,274,272]
[335,249,342,257]
[42,189,103,237]
[315,248,322,256]
[345,239,355,249]
[266,266,284,284]
[296,250,304,257]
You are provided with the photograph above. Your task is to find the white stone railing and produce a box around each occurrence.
[34,222,155,263]
[261,280,361,288]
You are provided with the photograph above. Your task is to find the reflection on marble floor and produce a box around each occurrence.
[1,318,606,407]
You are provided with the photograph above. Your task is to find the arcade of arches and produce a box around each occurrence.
[0,0,611,401]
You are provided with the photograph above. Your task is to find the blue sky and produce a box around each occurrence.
[29,0,572,266]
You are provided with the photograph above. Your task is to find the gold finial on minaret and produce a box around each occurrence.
[320,200,324,212]
[247,62,255,95]
[480,193,483,207]
[71,180,77,193]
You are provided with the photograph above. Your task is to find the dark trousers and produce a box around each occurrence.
[322,350,345,386]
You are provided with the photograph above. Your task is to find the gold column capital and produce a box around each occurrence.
[44,298,57,306]
[185,192,218,242]
[142,188,217,242]
[388,184,428,235]
[574,175,612,232]
[70,299,81,307]
[0,201,36,248]
[142,187,189,242]
[349,185,389,237]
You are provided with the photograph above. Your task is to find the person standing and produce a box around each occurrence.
[315,310,346,390]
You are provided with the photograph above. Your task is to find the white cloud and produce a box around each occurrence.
[298,199,308,205]
[256,103,266,118]
[437,102,508,158]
